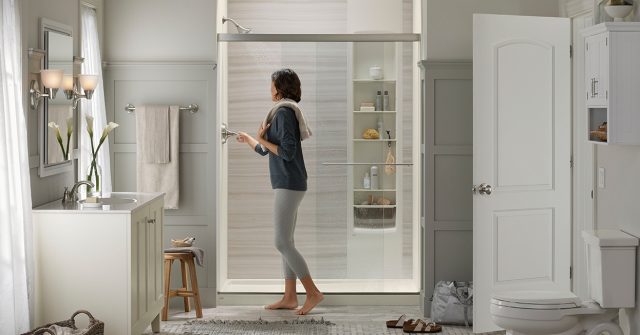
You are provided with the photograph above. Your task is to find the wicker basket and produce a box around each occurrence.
[22,310,104,335]
[354,207,396,229]
[171,240,193,247]
[590,130,608,142]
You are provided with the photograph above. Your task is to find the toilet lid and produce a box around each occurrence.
[492,290,581,306]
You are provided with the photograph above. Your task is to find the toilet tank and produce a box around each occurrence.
[583,230,639,308]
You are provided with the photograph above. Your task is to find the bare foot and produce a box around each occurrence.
[295,292,324,315]
[265,298,298,310]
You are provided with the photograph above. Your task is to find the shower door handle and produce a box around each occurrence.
[221,123,238,144]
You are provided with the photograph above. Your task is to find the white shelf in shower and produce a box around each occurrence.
[353,79,396,83]
[353,111,397,114]
[354,189,396,192]
[352,139,397,142]
[353,205,397,209]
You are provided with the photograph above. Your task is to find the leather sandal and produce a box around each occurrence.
[386,314,415,329]
[403,319,442,333]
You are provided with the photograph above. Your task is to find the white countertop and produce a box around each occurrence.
[33,192,164,214]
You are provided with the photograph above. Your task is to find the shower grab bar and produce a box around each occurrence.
[125,103,199,114]
[322,162,413,166]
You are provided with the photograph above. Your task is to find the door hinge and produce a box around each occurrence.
[591,190,594,199]
[570,156,574,168]
[570,266,573,279]
[606,37,608,46]
[570,45,573,58]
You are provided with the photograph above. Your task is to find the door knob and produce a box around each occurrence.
[473,183,493,195]
[478,183,492,195]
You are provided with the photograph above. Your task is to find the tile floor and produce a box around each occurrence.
[148,305,505,335]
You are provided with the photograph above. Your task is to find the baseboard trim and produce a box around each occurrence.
[216,293,421,306]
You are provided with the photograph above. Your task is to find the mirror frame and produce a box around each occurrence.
[38,18,74,177]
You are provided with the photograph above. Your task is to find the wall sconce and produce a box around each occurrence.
[64,74,98,109]
[30,69,63,110]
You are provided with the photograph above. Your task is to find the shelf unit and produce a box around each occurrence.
[583,22,640,145]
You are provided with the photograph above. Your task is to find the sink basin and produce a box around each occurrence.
[78,197,138,207]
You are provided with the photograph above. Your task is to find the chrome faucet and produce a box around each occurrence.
[62,180,95,203]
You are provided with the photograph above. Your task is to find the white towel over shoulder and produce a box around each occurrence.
[263,99,312,140]
[136,105,180,209]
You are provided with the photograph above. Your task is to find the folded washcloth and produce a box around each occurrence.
[263,98,312,141]
[164,247,205,267]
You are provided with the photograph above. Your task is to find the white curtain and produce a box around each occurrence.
[0,0,34,333]
[80,5,112,194]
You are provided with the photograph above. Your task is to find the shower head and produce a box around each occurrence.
[222,17,252,34]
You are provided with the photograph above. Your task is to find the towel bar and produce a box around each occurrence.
[125,103,199,114]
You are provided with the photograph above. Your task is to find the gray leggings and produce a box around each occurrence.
[273,188,310,280]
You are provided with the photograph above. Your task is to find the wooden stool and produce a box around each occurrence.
[162,252,203,320]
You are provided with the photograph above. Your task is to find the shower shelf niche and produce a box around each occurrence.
[346,40,406,279]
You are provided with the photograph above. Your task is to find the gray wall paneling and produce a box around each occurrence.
[423,61,473,315]
[104,63,217,307]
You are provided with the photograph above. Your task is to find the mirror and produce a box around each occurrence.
[38,18,74,177]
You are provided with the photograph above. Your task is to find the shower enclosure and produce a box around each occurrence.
[216,3,421,295]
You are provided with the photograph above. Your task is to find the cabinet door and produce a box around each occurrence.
[148,199,164,307]
[131,207,149,325]
[585,33,609,107]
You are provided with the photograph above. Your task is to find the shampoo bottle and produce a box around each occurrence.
[383,90,390,111]
[375,91,382,111]
[370,166,379,189]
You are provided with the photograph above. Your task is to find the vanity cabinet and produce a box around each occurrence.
[33,193,164,335]
[583,23,640,144]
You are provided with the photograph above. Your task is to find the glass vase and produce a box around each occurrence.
[86,159,102,197]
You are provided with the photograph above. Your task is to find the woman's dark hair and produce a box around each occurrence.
[271,68,301,103]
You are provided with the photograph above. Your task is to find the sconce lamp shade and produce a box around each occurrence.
[40,69,64,88]
[62,75,74,90]
[78,74,98,91]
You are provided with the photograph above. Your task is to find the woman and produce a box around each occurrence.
[236,68,323,315]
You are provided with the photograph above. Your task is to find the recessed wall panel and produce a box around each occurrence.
[434,155,472,222]
[434,79,473,146]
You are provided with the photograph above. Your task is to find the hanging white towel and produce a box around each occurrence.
[138,105,170,163]
[136,105,180,209]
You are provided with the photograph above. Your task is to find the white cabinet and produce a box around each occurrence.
[585,32,609,107]
[33,193,164,335]
[583,23,640,145]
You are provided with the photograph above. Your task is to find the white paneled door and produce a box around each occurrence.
[473,14,571,333]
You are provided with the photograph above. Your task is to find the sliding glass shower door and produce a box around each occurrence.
[217,38,421,293]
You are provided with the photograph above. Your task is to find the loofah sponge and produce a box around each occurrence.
[362,128,380,139]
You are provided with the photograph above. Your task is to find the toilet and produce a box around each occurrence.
[490,230,639,335]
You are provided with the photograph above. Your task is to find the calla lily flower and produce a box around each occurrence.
[66,117,73,137]
[85,114,94,136]
[48,122,65,159]
[100,122,119,142]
